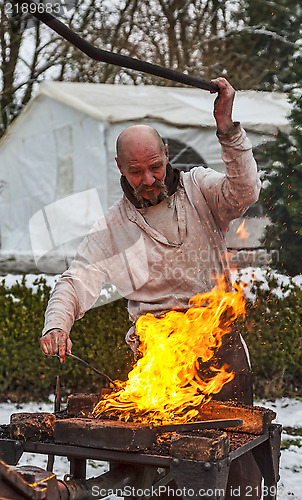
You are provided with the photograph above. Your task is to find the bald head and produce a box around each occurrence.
[115,125,169,206]
[116,125,165,163]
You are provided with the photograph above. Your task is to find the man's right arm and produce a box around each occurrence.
[40,226,109,362]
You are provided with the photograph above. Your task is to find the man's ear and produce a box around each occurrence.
[164,144,169,163]
[115,156,123,175]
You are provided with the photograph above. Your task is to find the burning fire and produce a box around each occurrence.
[93,279,246,425]
[236,220,249,240]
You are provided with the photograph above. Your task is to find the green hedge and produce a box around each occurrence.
[0,274,301,401]
[238,277,302,399]
[0,276,133,402]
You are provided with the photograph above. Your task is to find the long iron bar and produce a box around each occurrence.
[13,0,219,93]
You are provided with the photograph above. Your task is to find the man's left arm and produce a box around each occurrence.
[198,78,261,231]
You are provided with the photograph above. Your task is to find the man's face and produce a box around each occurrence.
[116,140,169,204]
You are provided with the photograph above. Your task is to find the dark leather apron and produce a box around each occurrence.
[136,323,262,499]
[199,323,253,405]
[157,325,262,500]
[198,324,262,500]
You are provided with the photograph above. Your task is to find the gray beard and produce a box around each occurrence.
[134,180,170,210]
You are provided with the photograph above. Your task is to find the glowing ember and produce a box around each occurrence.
[236,220,249,240]
[93,279,246,425]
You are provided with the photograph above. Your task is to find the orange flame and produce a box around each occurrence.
[236,220,249,240]
[93,279,245,425]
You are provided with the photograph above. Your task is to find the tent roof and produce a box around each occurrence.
[26,81,291,135]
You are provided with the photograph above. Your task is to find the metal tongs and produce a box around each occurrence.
[57,352,117,388]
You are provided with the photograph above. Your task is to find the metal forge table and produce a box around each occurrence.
[0,397,281,500]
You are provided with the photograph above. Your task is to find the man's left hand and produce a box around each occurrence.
[211,77,235,135]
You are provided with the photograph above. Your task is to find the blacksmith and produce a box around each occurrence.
[40,77,261,499]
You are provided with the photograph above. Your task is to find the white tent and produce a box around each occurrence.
[0,82,291,273]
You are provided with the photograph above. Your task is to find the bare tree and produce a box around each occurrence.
[129,0,300,89]
[55,0,236,86]
[67,0,299,89]
[1,0,300,138]
[0,2,63,135]
[56,0,142,84]
[0,0,147,137]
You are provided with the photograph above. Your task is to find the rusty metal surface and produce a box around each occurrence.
[270,425,282,482]
[251,425,282,500]
[10,413,55,442]
[54,418,155,451]
[1,427,279,467]
[61,464,137,500]
[18,440,174,467]
[197,401,276,435]
[171,457,230,500]
[0,438,24,466]
[54,417,243,452]
[228,432,270,461]
[0,459,61,499]
[170,431,230,461]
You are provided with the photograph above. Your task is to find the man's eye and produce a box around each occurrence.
[151,166,161,170]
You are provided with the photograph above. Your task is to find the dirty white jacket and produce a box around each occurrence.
[42,125,260,336]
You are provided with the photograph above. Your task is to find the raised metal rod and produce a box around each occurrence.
[13,0,219,93]
[65,352,118,388]
[55,375,61,413]
[47,375,61,471]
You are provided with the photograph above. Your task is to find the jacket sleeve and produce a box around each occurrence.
[42,221,109,336]
[191,123,261,232]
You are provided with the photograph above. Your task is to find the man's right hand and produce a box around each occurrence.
[40,330,72,363]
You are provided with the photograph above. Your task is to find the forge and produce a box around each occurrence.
[0,393,281,500]
[0,279,281,499]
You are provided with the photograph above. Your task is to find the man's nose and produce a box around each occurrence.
[142,169,155,186]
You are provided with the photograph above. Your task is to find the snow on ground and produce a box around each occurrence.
[260,398,302,499]
[1,273,60,292]
[230,267,302,301]
[1,272,301,496]
[0,397,301,498]
[2,268,302,302]
[0,397,108,480]
[1,273,120,306]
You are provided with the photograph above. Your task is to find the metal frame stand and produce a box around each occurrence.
[0,425,281,500]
